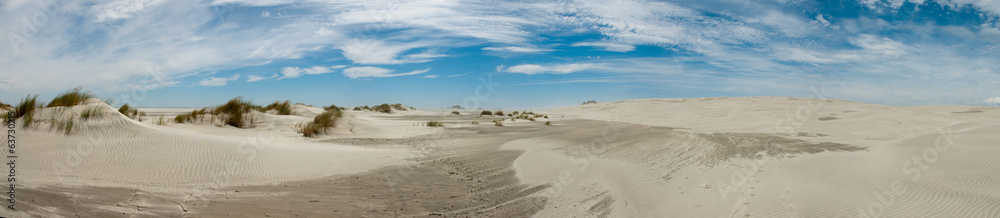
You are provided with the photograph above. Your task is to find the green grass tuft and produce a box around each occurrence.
[493,110,504,116]
[47,87,96,107]
[301,110,342,137]
[451,111,460,115]
[15,95,38,127]
[265,100,294,115]
[372,103,392,113]
[212,97,261,128]
[545,121,551,126]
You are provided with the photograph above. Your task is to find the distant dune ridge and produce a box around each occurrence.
[2,96,998,217]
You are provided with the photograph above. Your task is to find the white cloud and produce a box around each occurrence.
[261,10,270,17]
[339,40,444,64]
[447,73,470,77]
[246,73,277,82]
[985,97,1000,104]
[95,0,156,22]
[571,41,636,52]
[849,34,908,58]
[279,66,335,80]
[501,63,597,75]
[199,73,240,86]
[424,75,439,78]
[482,46,554,53]
[343,67,430,79]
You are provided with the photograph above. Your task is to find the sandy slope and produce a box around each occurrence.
[3,97,998,217]
[506,97,1000,217]
[10,100,415,196]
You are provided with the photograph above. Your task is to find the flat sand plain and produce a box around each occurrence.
[2,97,999,217]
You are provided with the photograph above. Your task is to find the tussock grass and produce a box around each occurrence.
[0,102,11,111]
[301,110,342,137]
[451,111,460,115]
[480,110,492,116]
[156,116,168,126]
[324,104,345,112]
[471,121,479,125]
[212,97,261,128]
[175,108,208,124]
[390,103,410,111]
[47,87,96,107]
[265,100,294,115]
[545,121,551,126]
[493,110,504,116]
[354,105,371,111]
[118,103,139,118]
[493,119,504,126]
[426,121,444,127]
[15,95,38,127]
[373,103,392,113]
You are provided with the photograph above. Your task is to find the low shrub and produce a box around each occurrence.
[451,111,460,115]
[493,119,503,126]
[480,110,492,116]
[493,110,504,116]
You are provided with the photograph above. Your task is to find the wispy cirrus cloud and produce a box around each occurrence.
[500,63,598,75]
[343,67,430,79]
[482,46,554,53]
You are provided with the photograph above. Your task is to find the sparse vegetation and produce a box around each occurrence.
[451,111,460,115]
[480,110,492,116]
[47,87,96,107]
[324,104,345,112]
[390,103,410,111]
[265,100,294,115]
[156,116,168,126]
[373,103,392,113]
[451,105,464,109]
[301,110,342,137]
[211,97,261,128]
[545,121,551,126]
[582,100,598,105]
[81,106,103,120]
[493,110,504,116]
[0,101,11,111]
[426,121,444,127]
[472,121,479,125]
[65,116,74,135]
[15,95,38,127]
[493,119,504,126]
[118,103,139,118]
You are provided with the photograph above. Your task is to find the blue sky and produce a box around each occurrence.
[1,0,999,109]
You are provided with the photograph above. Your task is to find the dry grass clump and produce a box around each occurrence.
[301,110,342,137]
[426,121,444,127]
[493,110,504,116]
[324,104,346,112]
[265,100,294,115]
[47,87,96,107]
[81,106,104,120]
[14,95,39,127]
[373,103,392,113]
[493,119,504,126]
[211,97,261,128]
[480,110,492,116]
[471,121,479,125]
[353,105,371,111]
[544,121,551,126]
[451,111,460,115]
[0,101,11,111]
[118,103,139,118]
[175,108,208,124]
[390,103,410,111]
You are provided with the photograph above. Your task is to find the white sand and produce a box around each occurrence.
[16,100,418,192]
[508,97,1000,217]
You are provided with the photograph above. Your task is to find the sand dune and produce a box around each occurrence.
[4,97,998,217]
